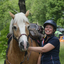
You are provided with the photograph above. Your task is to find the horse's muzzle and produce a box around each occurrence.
[19,41,29,51]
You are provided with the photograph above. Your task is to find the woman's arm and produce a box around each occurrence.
[37,53,42,64]
[28,43,55,53]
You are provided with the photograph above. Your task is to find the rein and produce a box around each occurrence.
[20,37,33,64]
[6,51,28,64]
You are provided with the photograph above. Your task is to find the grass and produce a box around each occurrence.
[0,42,64,64]
[59,42,64,64]
[0,58,5,64]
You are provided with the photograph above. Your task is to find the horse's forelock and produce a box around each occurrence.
[14,13,29,24]
[14,13,29,28]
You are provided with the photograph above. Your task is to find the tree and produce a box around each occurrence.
[26,0,64,26]
[18,0,26,13]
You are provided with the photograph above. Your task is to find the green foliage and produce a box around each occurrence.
[0,58,4,64]
[0,0,19,30]
[0,23,9,58]
[0,0,19,58]
[26,0,64,26]
[26,0,47,24]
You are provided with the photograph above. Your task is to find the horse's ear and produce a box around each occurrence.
[9,12,15,19]
[25,10,29,17]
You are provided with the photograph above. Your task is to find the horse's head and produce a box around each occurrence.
[9,10,30,51]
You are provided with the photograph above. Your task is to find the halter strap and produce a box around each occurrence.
[20,51,28,64]
[13,33,27,42]
[18,34,27,40]
[13,34,18,42]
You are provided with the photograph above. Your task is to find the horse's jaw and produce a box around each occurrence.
[19,46,28,51]
[20,49,28,52]
[21,49,27,51]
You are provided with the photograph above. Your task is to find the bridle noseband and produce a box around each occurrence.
[13,33,29,42]
[18,34,27,41]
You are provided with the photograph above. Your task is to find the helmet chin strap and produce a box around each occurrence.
[47,33,54,37]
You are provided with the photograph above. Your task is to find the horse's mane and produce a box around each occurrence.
[9,12,29,34]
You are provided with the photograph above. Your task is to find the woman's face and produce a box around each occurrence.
[45,24,54,35]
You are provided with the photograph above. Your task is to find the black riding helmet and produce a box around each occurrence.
[43,20,57,31]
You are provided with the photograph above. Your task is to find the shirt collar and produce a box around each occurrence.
[44,34,54,43]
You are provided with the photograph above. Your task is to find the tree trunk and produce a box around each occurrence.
[18,0,26,13]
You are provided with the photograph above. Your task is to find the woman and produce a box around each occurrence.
[28,20,61,64]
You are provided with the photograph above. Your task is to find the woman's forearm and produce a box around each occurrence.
[28,47,44,53]
[28,43,55,53]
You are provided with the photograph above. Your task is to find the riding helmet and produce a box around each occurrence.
[43,20,57,30]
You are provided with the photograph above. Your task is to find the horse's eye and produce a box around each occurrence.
[12,26,17,30]
[28,26,30,29]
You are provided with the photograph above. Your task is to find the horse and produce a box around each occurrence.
[5,10,40,64]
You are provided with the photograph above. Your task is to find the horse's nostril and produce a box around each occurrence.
[20,41,29,50]
[20,43,22,46]
[20,42,24,48]
[27,42,29,48]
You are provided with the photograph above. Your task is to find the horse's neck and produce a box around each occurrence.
[29,37,39,47]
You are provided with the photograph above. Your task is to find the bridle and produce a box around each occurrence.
[13,33,28,42]
[7,32,30,64]
[18,34,28,40]
[12,23,29,42]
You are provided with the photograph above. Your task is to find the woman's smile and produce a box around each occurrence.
[45,25,54,35]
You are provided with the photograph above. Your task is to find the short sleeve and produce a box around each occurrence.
[48,38,60,47]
